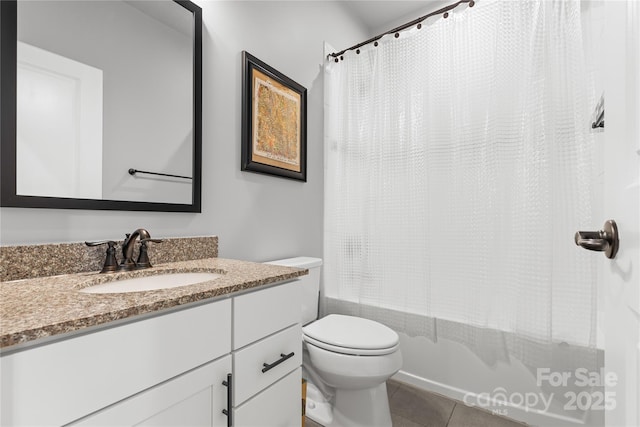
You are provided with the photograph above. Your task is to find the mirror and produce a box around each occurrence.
[0,0,202,212]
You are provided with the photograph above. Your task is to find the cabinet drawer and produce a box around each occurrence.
[234,367,301,427]
[233,324,302,405]
[233,279,301,349]
[1,299,231,427]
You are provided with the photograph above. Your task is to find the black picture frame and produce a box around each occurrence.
[241,51,307,182]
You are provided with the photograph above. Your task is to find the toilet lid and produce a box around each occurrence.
[302,314,399,355]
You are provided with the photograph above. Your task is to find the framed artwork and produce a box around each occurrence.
[241,51,307,181]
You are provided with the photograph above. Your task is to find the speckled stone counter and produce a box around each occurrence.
[0,236,218,282]
[0,258,306,349]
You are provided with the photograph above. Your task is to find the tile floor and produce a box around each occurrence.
[305,379,527,427]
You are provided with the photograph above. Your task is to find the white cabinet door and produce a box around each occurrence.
[1,299,231,427]
[136,388,213,427]
[71,355,232,427]
[234,367,301,427]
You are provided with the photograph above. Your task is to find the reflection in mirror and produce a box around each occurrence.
[0,0,202,212]
[17,41,104,199]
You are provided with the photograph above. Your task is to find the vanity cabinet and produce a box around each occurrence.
[0,279,302,427]
[232,280,303,426]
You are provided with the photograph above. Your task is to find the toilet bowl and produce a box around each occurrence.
[303,314,402,427]
[303,314,402,389]
[265,257,402,427]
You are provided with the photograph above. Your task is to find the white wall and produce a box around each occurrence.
[0,1,368,262]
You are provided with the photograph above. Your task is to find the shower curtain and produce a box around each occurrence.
[324,0,597,369]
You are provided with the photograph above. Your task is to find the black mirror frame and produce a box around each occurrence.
[0,0,202,212]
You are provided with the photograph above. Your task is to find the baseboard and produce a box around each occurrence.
[392,370,595,427]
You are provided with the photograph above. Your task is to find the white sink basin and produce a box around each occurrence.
[80,272,222,294]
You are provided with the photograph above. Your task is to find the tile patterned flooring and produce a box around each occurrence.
[305,379,527,427]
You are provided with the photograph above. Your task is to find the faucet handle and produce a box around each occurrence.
[85,240,119,273]
[85,240,116,247]
[139,238,163,244]
[136,238,163,269]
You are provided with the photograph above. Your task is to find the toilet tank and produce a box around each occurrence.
[264,257,323,325]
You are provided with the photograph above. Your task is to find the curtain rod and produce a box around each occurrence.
[328,0,475,61]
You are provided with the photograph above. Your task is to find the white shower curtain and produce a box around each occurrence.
[324,0,597,357]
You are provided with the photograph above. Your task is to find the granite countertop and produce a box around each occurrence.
[0,258,307,350]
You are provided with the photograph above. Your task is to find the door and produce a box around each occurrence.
[16,41,103,199]
[603,1,640,426]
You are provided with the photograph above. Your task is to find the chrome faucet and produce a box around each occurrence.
[120,228,151,271]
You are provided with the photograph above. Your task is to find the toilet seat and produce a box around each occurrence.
[303,314,400,356]
[304,335,399,356]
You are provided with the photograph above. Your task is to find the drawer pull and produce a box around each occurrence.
[222,373,232,427]
[262,352,295,373]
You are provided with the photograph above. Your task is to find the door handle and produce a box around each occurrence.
[575,220,619,259]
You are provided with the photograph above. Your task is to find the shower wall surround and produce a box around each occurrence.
[0,236,217,282]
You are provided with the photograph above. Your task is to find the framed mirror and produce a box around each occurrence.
[0,0,202,212]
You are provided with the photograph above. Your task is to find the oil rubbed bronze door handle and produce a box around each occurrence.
[575,220,619,259]
[262,352,295,373]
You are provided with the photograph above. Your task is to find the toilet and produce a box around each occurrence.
[266,257,402,427]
